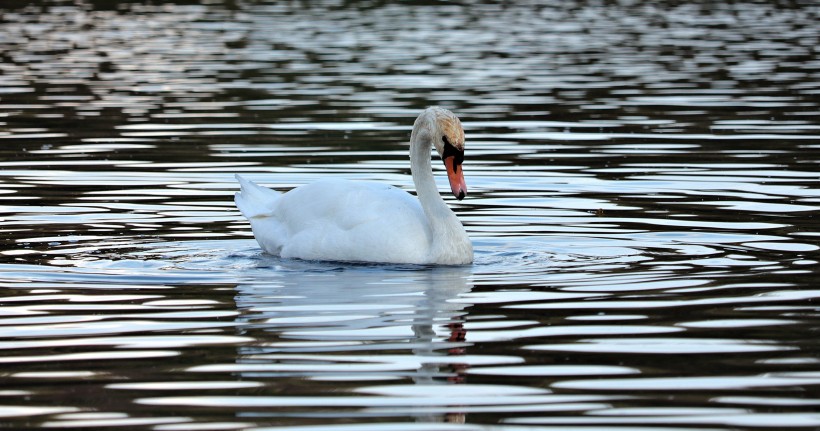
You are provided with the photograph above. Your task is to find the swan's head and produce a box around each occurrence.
[428,107,467,201]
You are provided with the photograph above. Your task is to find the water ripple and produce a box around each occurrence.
[0,1,818,430]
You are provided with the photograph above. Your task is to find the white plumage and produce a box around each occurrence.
[234,107,473,265]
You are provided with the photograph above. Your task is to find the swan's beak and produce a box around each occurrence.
[444,155,467,200]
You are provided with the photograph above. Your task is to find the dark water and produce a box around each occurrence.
[1,0,820,429]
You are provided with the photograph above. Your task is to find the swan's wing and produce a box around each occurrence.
[275,179,433,263]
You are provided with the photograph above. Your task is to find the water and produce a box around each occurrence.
[1,0,819,429]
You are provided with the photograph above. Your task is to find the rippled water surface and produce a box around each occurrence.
[2,1,820,429]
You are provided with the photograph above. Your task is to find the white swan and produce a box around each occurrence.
[234,107,473,265]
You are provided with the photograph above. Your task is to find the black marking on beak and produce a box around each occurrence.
[442,136,464,172]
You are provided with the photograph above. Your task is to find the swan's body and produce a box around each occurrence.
[235,107,473,265]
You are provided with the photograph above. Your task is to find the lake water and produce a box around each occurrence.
[1,1,820,430]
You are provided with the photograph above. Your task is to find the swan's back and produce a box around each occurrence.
[235,176,433,263]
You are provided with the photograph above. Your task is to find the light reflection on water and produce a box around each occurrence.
[1,0,820,430]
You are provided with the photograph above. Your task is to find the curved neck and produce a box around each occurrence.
[408,108,473,264]
[410,112,451,221]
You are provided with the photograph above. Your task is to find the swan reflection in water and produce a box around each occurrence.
[232,260,475,421]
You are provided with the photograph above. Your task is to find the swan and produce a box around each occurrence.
[234,107,473,265]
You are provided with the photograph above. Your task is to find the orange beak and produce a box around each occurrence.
[444,156,467,201]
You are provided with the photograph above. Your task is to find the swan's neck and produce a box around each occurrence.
[410,133,450,219]
[410,113,471,264]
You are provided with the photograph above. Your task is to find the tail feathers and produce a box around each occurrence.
[234,174,281,219]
